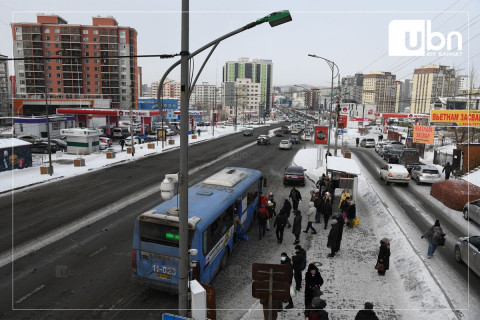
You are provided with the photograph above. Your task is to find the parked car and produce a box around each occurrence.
[410,165,442,185]
[283,165,306,186]
[135,133,155,142]
[257,135,271,145]
[289,135,300,145]
[30,141,62,154]
[379,164,410,186]
[462,199,480,223]
[99,141,109,150]
[18,135,41,144]
[384,149,402,163]
[389,141,406,150]
[279,140,292,150]
[243,128,254,136]
[42,138,67,151]
[301,133,311,141]
[455,236,480,277]
[360,138,376,148]
[125,136,144,146]
[378,145,393,157]
[99,137,113,147]
[375,142,388,153]
[113,127,130,139]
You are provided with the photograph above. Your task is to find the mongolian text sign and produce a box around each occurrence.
[413,125,434,144]
[430,110,480,127]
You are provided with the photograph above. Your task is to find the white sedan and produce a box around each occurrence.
[379,164,410,186]
[125,136,144,146]
[279,140,292,150]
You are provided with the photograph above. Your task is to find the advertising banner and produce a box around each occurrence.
[413,125,434,144]
[314,126,329,145]
[338,115,348,129]
[430,110,480,127]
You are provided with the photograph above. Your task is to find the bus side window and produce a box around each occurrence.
[202,230,208,255]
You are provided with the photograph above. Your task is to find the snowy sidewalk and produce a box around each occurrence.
[240,173,458,320]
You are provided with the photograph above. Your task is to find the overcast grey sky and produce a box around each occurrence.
[1,0,479,87]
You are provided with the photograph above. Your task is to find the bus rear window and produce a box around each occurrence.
[139,221,192,247]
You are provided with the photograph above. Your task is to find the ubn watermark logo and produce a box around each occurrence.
[388,20,462,57]
[55,265,81,278]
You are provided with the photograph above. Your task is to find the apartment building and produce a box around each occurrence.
[0,54,10,119]
[11,14,138,111]
[222,78,261,121]
[223,57,273,118]
[341,73,364,103]
[410,65,456,114]
[361,72,397,113]
[189,82,217,110]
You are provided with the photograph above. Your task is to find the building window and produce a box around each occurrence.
[95,81,99,86]
[95,88,100,93]
[56,59,61,63]
[93,37,98,42]
[84,45,89,49]
[85,74,90,78]
[93,45,99,49]
[47,73,52,78]
[121,82,126,86]
[86,81,90,85]
[83,37,89,42]
[57,73,62,78]
[54,28,60,33]
[16,27,22,33]
[93,30,98,35]
[94,67,99,71]
[44,43,51,48]
[55,43,61,48]
[55,36,60,41]
[46,66,52,70]
[94,74,99,78]
[56,66,61,70]
[44,36,50,41]
[94,59,99,64]
[47,80,52,85]
[57,88,62,93]
[84,59,89,64]
[84,67,90,71]
[84,52,89,56]
[83,30,88,34]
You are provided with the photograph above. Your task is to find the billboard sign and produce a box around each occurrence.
[314,126,329,145]
[430,110,480,127]
[413,125,434,144]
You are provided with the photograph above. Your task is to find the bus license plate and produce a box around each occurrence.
[156,273,171,280]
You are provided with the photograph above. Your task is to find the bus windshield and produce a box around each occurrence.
[139,221,192,247]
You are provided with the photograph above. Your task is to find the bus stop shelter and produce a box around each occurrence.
[326,156,361,204]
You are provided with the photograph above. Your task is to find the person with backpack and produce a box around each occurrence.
[274,210,288,244]
[292,209,303,245]
[292,245,307,291]
[422,220,446,259]
[257,206,269,240]
[289,187,302,211]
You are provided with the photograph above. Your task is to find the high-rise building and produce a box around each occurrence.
[362,72,397,113]
[189,82,217,110]
[223,57,273,118]
[0,53,11,120]
[394,79,412,113]
[11,14,138,109]
[410,65,456,114]
[341,73,363,103]
[455,75,469,95]
[222,78,261,122]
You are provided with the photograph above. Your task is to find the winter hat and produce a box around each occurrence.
[267,201,273,206]
[325,192,330,196]
[295,245,302,250]
[269,192,273,196]
[434,220,440,227]
[364,302,374,310]
[312,297,327,309]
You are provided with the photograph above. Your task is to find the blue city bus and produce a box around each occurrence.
[131,167,263,292]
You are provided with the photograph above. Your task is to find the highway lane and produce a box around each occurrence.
[0,125,281,255]
[0,124,306,319]
[352,146,480,318]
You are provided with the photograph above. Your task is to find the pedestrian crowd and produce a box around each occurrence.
[254,173,386,319]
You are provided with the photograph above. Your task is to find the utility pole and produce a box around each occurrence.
[334,74,341,156]
[129,88,135,157]
[178,0,190,315]
[41,58,53,175]
[234,84,238,131]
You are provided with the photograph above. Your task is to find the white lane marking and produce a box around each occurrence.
[15,284,45,304]
[88,246,107,258]
[0,140,259,268]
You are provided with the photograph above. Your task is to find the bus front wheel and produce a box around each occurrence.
[220,248,230,270]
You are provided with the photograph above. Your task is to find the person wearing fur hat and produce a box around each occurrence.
[305,297,329,320]
[322,192,333,230]
[422,220,446,259]
[304,263,324,312]
[327,218,339,257]
[376,238,390,276]
[355,302,379,320]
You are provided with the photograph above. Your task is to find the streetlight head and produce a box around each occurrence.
[308,54,316,57]
[258,10,292,27]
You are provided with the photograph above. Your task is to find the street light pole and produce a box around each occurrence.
[41,59,53,175]
[308,54,339,156]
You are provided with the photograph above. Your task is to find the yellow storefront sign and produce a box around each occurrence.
[413,125,434,144]
[430,110,480,127]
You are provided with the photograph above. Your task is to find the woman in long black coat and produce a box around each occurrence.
[376,238,390,276]
[292,210,302,245]
[322,193,332,229]
[304,263,324,311]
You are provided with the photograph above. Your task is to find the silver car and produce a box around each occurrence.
[463,199,480,223]
[378,145,393,157]
[455,236,480,277]
[410,165,442,185]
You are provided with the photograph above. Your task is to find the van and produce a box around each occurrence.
[113,127,129,138]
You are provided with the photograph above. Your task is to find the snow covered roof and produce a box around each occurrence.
[326,156,361,176]
[0,138,31,149]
